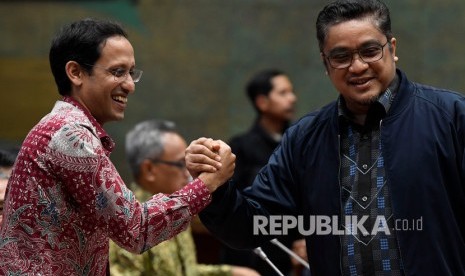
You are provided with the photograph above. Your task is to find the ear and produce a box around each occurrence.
[139,159,157,183]
[65,61,84,87]
[389,37,399,62]
[256,94,269,113]
[321,52,330,75]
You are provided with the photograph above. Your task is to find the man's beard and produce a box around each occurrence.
[359,93,381,106]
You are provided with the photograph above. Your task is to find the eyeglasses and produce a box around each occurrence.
[149,159,186,170]
[323,41,389,69]
[84,63,143,83]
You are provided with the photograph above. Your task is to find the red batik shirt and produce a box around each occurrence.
[0,97,212,275]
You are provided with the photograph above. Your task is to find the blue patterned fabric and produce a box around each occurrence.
[339,75,404,275]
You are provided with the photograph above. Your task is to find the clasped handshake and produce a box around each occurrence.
[185,137,236,193]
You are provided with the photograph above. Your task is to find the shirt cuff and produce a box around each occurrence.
[176,178,212,215]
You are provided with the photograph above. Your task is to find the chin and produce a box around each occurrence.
[360,95,379,105]
[113,114,125,122]
[358,90,382,105]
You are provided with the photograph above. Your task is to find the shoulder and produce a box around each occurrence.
[273,101,338,160]
[414,82,464,102]
[34,100,96,138]
[21,101,98,155]
[412,82,465,119]
[387,70,465,126]
[228,128,260,150]
[287,100,338,139]
[48,121,101,157]
[33,102,104,161]
[229,132,249,144]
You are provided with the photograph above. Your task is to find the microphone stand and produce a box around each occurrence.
[253,247,285,276]
[270,238,310,270]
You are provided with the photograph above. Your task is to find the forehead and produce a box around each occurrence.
[98,35,135,65]
[324,19,385,50]
[161,133,186,155]
[271,75,290,85]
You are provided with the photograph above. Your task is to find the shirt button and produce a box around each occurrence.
[362,164,368,170]
[362,196,368,202]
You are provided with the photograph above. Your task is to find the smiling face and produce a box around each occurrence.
[322,18,397,114]
[70,35,136,125]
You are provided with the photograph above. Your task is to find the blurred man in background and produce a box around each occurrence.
[229,69,297,191]
[224,69,308,275]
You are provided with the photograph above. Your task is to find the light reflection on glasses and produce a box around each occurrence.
[84,63,143,83]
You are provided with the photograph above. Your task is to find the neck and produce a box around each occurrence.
[344,100,371,125]
[258,115,287,136]
[352,113,367,125]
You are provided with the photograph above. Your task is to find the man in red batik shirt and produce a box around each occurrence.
[0,18,234,275]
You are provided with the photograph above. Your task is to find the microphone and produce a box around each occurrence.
[270,238,310,270]
[253,247,285,276]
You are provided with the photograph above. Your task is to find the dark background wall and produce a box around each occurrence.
[1,0,465,182]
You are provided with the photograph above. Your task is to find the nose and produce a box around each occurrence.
[290,91,297,103]
[348,53,369,72]
[121,76,136,94]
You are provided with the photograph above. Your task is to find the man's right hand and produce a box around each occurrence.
[186,138,235,193]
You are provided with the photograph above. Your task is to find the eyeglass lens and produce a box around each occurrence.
[327,42,388,69]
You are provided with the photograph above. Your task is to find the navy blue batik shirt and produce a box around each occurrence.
[339,74,404,276]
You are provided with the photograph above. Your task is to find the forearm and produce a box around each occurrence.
[113,178,212,253]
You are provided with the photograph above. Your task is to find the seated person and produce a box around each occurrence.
[109,119,259,276]
[0,147,19,224]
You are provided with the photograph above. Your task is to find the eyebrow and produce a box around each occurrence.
[327,39,384,54]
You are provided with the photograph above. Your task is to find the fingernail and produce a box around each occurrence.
[215,156,221,161]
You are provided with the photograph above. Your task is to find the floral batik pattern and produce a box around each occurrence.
[0,97,211,275]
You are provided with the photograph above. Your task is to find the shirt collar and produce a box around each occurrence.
[62,96,115,152]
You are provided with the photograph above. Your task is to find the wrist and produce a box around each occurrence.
[198,173,220,193]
